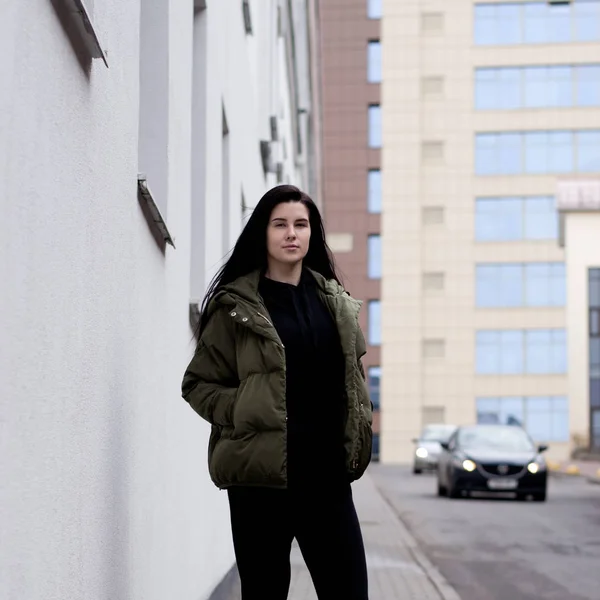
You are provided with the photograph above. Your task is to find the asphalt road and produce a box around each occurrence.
[370,464,600,600]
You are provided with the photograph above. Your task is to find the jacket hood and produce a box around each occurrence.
[211,268,350,315]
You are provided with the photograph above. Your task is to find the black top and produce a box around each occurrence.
[258,270,347,489]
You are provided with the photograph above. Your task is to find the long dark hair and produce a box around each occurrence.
[197,184,341,337]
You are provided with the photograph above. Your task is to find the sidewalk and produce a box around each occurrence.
[547,458,600,483]
[287,473,460,600]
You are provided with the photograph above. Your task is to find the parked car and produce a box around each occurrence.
[436,424,548,501]
[412,424,457,474]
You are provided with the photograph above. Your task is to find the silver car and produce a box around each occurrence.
[412,424,457,474]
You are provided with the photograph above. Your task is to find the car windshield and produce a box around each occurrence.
[458,426,534,452]
[421,425,456,442]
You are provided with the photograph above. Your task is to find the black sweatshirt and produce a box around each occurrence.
[258,270,347,489]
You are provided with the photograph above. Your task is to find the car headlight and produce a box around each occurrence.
[416,447,428,459]
[462,459,476,472]
[527,462,542,474]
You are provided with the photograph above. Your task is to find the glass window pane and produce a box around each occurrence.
[500,396,525,426]
[499,68,522,109]
[476,265,497,307]
[475,69,499,109]
[551,396,570,441]
[474,6,497,45]
[525,263,550,306]
[523,3,548,44]
[549,131,574,173]
[524,66,550,108]
[368,366,381,410]
[501,330,524,374]
[575,1,600,42]
[547,4,571,43]
[368,105,382,148]
[576,65,600,107]
[547,66,574,107]
[577,131,600,172]
[368,170,382,214]
[367,0,382,19]
[367,41,382,83]
[526,330,552,373]
[476,331,500,374]
[476,197,523,241]
[368,235,382,279]
[475,134,498,175]
[497,5,522,44]
[524,196,558,240]
[591,379,600,408]
[525,397,553,440]
[368,300,381,345]
[550,263,566,306]
[551,329,567,373]
[525,131,549,173]
[590,269,600,307]
[498,133,523,174]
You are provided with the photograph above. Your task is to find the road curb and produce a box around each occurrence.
[375,484,462,600]
[587,477,600,485]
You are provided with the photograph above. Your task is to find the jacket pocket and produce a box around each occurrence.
[208,424,222,466]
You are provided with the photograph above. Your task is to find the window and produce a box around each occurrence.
[368,235,382,279]
[475,65,600,110]
[475,130,600,176]
[372,433,380,460]
[476,263,565,307]
[590,269,600,448]
[474,1,600,46]
[368,105,382,148]
[368,366,381,411]
[476,196,557,241]
[368,170,382,213]
[476,329,567,374]
[476,397,569,442]
[368,300,381,346]
[367,41,382,83]
[368,0,382,19]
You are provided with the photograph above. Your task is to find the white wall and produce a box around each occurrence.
[564,212,600,451]
[0,1,316,599]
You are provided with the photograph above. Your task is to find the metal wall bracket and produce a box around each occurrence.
[137,175,176,249]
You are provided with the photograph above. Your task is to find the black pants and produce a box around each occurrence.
[227,484,369,600]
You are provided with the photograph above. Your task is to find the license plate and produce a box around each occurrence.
[487,478,518,490]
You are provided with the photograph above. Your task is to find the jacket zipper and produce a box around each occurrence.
[256,312,273,326]
[257,312,285,348]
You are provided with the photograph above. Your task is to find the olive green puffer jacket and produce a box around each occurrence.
[181,268,373,489]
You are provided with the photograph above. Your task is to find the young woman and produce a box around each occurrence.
[182,184,372,599]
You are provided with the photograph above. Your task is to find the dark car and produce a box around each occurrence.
[436,424,548,501]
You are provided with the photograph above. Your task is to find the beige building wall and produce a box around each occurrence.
[380,0,600,463]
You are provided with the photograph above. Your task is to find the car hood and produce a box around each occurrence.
[462,448,538,465]
[417,441,443,454]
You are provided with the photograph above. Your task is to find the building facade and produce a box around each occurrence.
[0,1,320,598]
[319,0,383,458]
[380,0,600,463]
[557,179,600,453]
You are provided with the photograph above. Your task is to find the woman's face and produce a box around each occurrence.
[266,201,311,267]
